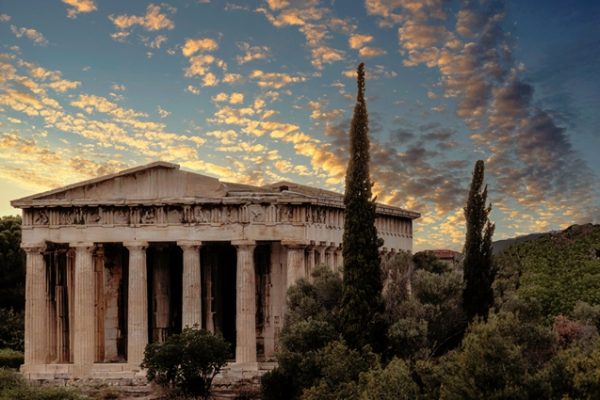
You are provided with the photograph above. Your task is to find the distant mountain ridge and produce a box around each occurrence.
[492,224,598,255]
[492,232,549,255]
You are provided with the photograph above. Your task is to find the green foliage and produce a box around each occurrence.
[0,349,23,369]
[437,312,555,399]
[385,268,466,359]
[537,339,600,399]
[381,251,413,309]
[0,217,25,354]
[340,62,384,351]
[0,216,24,312]
[462,160,495,321]
[0,368,82,400]
[572,301,600,330]
[357,358,420,400]
[300,340,376,400]
[413,251,450,274]
[0,309,24,351]
[262,268,343,400]
[142,328,230,399]
[495,224,600,320]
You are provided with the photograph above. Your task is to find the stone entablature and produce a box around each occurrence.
[21,203,413,235]
[12,161,420,382]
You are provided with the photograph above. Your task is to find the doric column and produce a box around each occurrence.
[283,241,307,289]
[317,241,327,267]
[333,245,341,272]
[22,243,48,367]
[124,241,148,369]
[325,243,336,269]
[232,240,256,364]
[178,241,202,329]
[71,242,96,374]
[306,243,316,282]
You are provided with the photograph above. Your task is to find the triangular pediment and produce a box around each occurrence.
[12,161,227,207]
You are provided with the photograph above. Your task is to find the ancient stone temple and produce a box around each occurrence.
[11,161,419,381]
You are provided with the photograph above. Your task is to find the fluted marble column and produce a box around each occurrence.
[283,241,307,289]
[325,244,336,269]
[124,241,148,369]
[22,243,48,367]
[306,244,316,282]
[178,241,202,329]
[317,242,327,267]
[71,242,95,374]
[233,240,256,364]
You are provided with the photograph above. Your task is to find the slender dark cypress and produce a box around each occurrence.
[339,63,384,350]
[462,160,495,321]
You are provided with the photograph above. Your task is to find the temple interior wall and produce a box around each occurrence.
[101,244,128,362]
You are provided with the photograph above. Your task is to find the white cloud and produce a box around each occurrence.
[47,79,81,92]
[181,38,218,57]
[109,4,175,41]
[185,85,200,95]
[111,83,126,91]
[349,34,373,49]
[62,0,97,18]
[10,25,48,46]
[157,105,171,118]
[236,42,271,65]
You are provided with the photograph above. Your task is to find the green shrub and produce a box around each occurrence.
[142,328,230,400]
[0,368,82,400]
[0,309,24,351]
[1,386,83,400]
[357,358,419,400]
[0,367,26,392]
[0,349,23,369]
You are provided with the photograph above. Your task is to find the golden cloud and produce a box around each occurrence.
[62,0,97,18]
[182,38,218,57]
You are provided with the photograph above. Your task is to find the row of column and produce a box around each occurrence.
[22,240,261,371]
[22,239,344,372]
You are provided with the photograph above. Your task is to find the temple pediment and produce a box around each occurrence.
[11,161,228,206]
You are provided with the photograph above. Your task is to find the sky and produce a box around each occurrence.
[0,0,599,251]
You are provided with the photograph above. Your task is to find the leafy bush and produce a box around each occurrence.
[142,328,230,399]
[0,349,23,369]
[0,368,82,400]
[357,357,419,400]
[0,367,25,393]
[437,312,555,399]
[0,308,24,351]
[413,251,451,274]
[0,216,25,311]
[385,268,466,359]
[261,268,343,400]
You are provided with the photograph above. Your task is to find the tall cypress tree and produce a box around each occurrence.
[462,160,495,321]
[339,63,384,350]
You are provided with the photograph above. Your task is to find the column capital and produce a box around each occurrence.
[232,240,256,249]
[21,242,46,253]
[281,240,308,249]
[70,242,95,251]
[123,241,148,251]
[177,240,202,250]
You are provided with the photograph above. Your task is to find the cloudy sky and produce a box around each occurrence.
[1,0,599,250]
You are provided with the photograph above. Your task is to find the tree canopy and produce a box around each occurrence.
[462,160,495,321]
[339,62,384,351]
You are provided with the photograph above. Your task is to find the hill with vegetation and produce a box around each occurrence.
[494,224,600,319]
[492,232,548,255]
